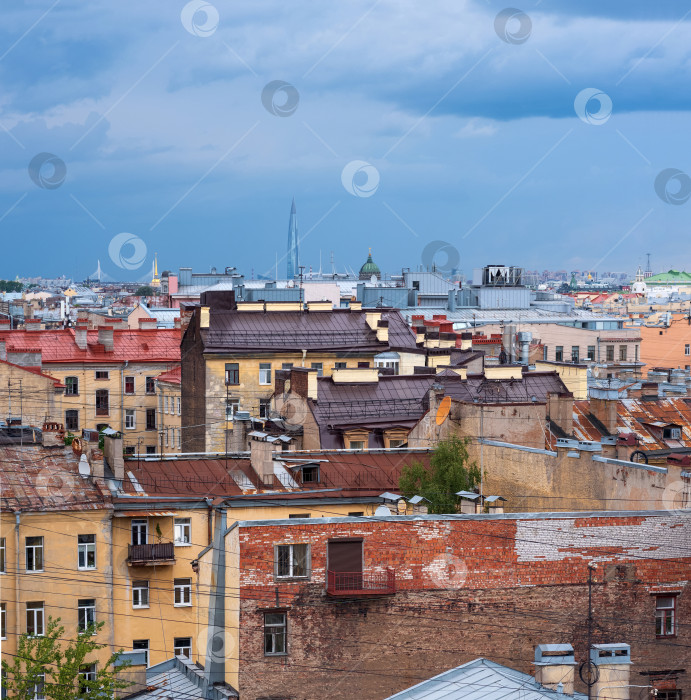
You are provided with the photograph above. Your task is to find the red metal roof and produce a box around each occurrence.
[0,328,180,364]
[156,365,181,384]
[0,359,65,387]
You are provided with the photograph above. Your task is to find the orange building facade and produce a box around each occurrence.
[639,318,691,370]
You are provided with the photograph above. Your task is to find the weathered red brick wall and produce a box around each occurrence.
[237,514,691,700]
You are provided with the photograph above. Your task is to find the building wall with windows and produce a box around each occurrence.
[0,358,64,426]
[200,511,691,700]
[156,366,181,455]
[640,319,691,372]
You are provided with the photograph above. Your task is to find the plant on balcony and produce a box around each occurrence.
[399,435,480,514]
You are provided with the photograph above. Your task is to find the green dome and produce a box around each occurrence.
[359,251,381,280]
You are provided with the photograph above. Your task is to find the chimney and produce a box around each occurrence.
[460,332,473,351]
[290,367,317,401]
[533,644,576,695]
[546,392,573,436]
[376,319,389,343]
[250,437,275,486]
[591,644,632,700]
[365,310,382,331]
[25,319,43,331]
[349,301,362,311]
[98,326,114,352]
[200,306,210,329]
[138,318,157,329]
[174,317,181,330]
[590,390,619,435]
[448,289,457,312]
[0,340,7,361]
[102,433,125,481]
[75,324,88,350]
[203,508,227,692]
[87,446,105,479]
[7,348,42,369]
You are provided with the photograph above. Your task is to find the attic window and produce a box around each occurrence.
[301,466,319,483]
[663,427,682,439]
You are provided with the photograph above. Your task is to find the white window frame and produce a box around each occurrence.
[78,599,96,633]
[132,581,149,609]
[133,640,149,667]
[1,602,6,640]
[26,602,44,636]
[259,363,272,385]
[78,534,96,570]
[165,428,169,448]
[131,519,148,546]
[26,536,44,572]
[349,440,365,451]
[275,543,310,579]
[225,398,239,420]
[174,518,191,546]
[125,409,136,430]
[177,397,181,415]
[685,344,690,356]
[310,362,323,377]
[264,612,287,656]
[173,637,192,658]
[79,663,97,691]
[164,395,169,414]
[32,672,45,700]
[656,595,676,637]
[0,536,5,573]
[174,578,192,607]
[177,428,181,449]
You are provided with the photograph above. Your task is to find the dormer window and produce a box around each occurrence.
[663,427,681,439]
[301,466,319,484]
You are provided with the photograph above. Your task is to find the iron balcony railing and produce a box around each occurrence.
[326,569,396,597]
[128,542,175,565]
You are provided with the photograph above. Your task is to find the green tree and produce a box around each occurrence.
[399,435,481,514]
[134,285,154,297]
[1,618,131,699]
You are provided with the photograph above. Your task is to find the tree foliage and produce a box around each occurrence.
[134,285,154,297]
[399,435,480,514]
[0,280,23,292]
[1,618,131,699]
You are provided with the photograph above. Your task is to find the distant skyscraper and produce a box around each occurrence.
[287,198,299,279]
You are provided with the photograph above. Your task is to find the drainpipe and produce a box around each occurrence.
[120,361,128,441]
[301,349,306,367]
[205,498,213,545]
[14,513,21,634]
[203,508,227,698]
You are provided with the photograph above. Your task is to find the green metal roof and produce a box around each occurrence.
[646,269,691,285]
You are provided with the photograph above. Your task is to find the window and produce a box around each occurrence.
[606,345,614,362]
[349,440,365,451]
[131,519,147,545]
[95,370,108,380]
[1,603,6,639]
[288,513,310,518]
[656,595,676,637]
[0,537,5,573]
[310,362,323,377]
[65,376,79,396]
[132,581,149,609]
[281,362,293,370]
[542,346,548,361]
[587,345,596,361]
[571,346,579,363]
[145,376,155,394]
[125,409,135,429]
[145,445,156,455]
[26,536,43,571]
[655,691,682,700]
[663,426,682,440]
[26,602,44,636]
[177,397,181,415]
[301,466,319,483]
[124,446,135,455]
[225,362,239,385]
[32,673,45,700]
[275,543,309,579]
[133,640,149,667]
[388,439,406,448]
[264,612,287,655]
[78,535,96,570]
[335,362,347,369]
[259,398,271,419]
[65,409,79,431]
[78,599,96,632]
[555,346,563,362]
[165,396,170,414]
[259,363,272,385]
[619,345,628,361]
[95,389,109,416]
[685,344,691,356]
[174,518,191,545]
[79,664,96,695]
[174,637,192,659]
[174,579,192,607]
[225,398,239,420]
[145,408,156,430]
[177,428,181,449]
[348,512,364,517]
[124,376,135,394]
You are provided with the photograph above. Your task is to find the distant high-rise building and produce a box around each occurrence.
[287,198,299,279]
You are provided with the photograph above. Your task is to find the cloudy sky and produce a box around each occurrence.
[2,0,691,281]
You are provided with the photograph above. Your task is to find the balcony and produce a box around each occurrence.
[127,542,175,566]
[326,569,396,597]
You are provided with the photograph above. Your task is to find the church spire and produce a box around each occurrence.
[287,198,299,279]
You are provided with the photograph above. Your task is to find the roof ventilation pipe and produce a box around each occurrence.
[517,331,532,365]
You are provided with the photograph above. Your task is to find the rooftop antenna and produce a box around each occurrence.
[330,251,335,276]
[646,252,652,276]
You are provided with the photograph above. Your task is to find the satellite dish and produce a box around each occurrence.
[78,454,91,478]
[374,504,391,516]
[436,396,452,425]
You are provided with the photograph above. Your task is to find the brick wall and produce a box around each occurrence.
[236,513,691,699]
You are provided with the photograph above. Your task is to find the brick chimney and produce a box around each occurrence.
[74,324,88,350]
[546,392,573,436]
[138,318,157,329]
[102,432,125,481]
[533,644,576,695]
[589,388,619,435]
[7,348,42,369]
[250,436,275,486]
[591,644,632,700]
[290,367,318,401]
[98,326,114,352]
[25,319,43,331]
[0,340,6,361]
[376,319,389,343]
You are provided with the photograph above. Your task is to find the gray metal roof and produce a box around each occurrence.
[384,658,587,700]
[132,656,237,699]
